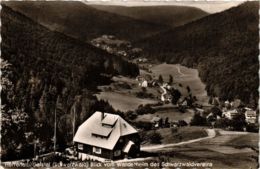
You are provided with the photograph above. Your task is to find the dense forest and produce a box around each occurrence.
[3,1,167,42]
[91,5,208,27]
[1,5,138,160]
[137,2,259,105]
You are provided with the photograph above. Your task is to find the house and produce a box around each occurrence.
[161,93,172,102]
[245,110,257,124]
[140,80,148,88]
[223,109,239,120]
[73,111,140,161]
[212,97,220,106]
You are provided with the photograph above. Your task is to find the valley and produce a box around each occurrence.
[1,1,259,168]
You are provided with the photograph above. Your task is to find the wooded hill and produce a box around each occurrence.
[91,5,208,27]
[1,4,137,160]
[3,1,167,42]
[137,2,259,105]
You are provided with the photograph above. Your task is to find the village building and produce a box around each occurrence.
[245,109,257,124]
[73,111,140,161]
[211,96,220,106]
[140,80,148,88]
[136,75,152,88]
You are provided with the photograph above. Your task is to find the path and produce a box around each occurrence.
[141,129,216,152]
[176,65,185,76]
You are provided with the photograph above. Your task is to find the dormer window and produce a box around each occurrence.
[78,143,83,150]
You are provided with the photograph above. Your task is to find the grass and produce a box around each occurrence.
[160,126,208,144]
[135,107,193,123]
[97,63,209,113]
[96,91,157,112]
[142,126,208,145]
[150,63,209,105]
[223,133,259,149]
[96,75,159,112]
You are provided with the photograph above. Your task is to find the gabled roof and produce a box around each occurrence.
[73,111,138,150]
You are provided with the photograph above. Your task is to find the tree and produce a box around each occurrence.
[158,75,163,84]
[214,118,230,128]
[190,113,207,126]
[230,113,246,131]
[211,106,223,117]
[150,132,162,144]
[178,120,188,126]
[164,117,169,128]
[141,87,147,93]
[249,93,256,109]
[169,75,173,84]
[170,89,181,105]
[186,86,191,93]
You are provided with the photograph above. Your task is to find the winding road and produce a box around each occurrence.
[141,129,216,152]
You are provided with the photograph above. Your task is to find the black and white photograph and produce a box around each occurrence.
[1,0,259,168]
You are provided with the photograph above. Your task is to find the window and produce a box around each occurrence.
[78,144,83,150]
[93,147,101,154]
[114,150,121,157]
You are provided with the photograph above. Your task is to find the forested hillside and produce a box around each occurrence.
[137,2,259,105]
[3,1,167,42]
[91,5,208,27]
[1,5,137,160]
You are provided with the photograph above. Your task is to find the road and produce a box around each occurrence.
[141,129,216,152]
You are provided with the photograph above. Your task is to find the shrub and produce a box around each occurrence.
[246,123,258,133]
[136,104,155,115]
[150,132,162,144]
[214,118,230,128]
[171,127,178,134]
[125,111,138,120]
[116,83,131,89]
[190,113,207,126]
[178,120,188,127]
[133,121,153,131]
[135,91,154,99]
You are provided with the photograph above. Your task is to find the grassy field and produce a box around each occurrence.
[142,127,208,145]
[96,63,209,114]
[223,132,259,149]
[135,107,193,123]
[157,130,259,169]
[150,63,209,105]
[96,91,157,111]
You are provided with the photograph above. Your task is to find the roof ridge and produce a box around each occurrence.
[118,117,122,136]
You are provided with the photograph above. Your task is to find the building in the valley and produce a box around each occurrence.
[141,80,148,88]
[245,109,257,124]
[73,111,140,161]
[223,109,239,120]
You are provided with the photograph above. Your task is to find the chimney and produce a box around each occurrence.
[101,112,105,120]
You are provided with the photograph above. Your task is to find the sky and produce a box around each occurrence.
[84,0,247,13]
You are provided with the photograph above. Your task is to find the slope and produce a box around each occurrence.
[3,1,168,42]
[137,1,259,104]
[91,5,208,27]
[1,5,139,159]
